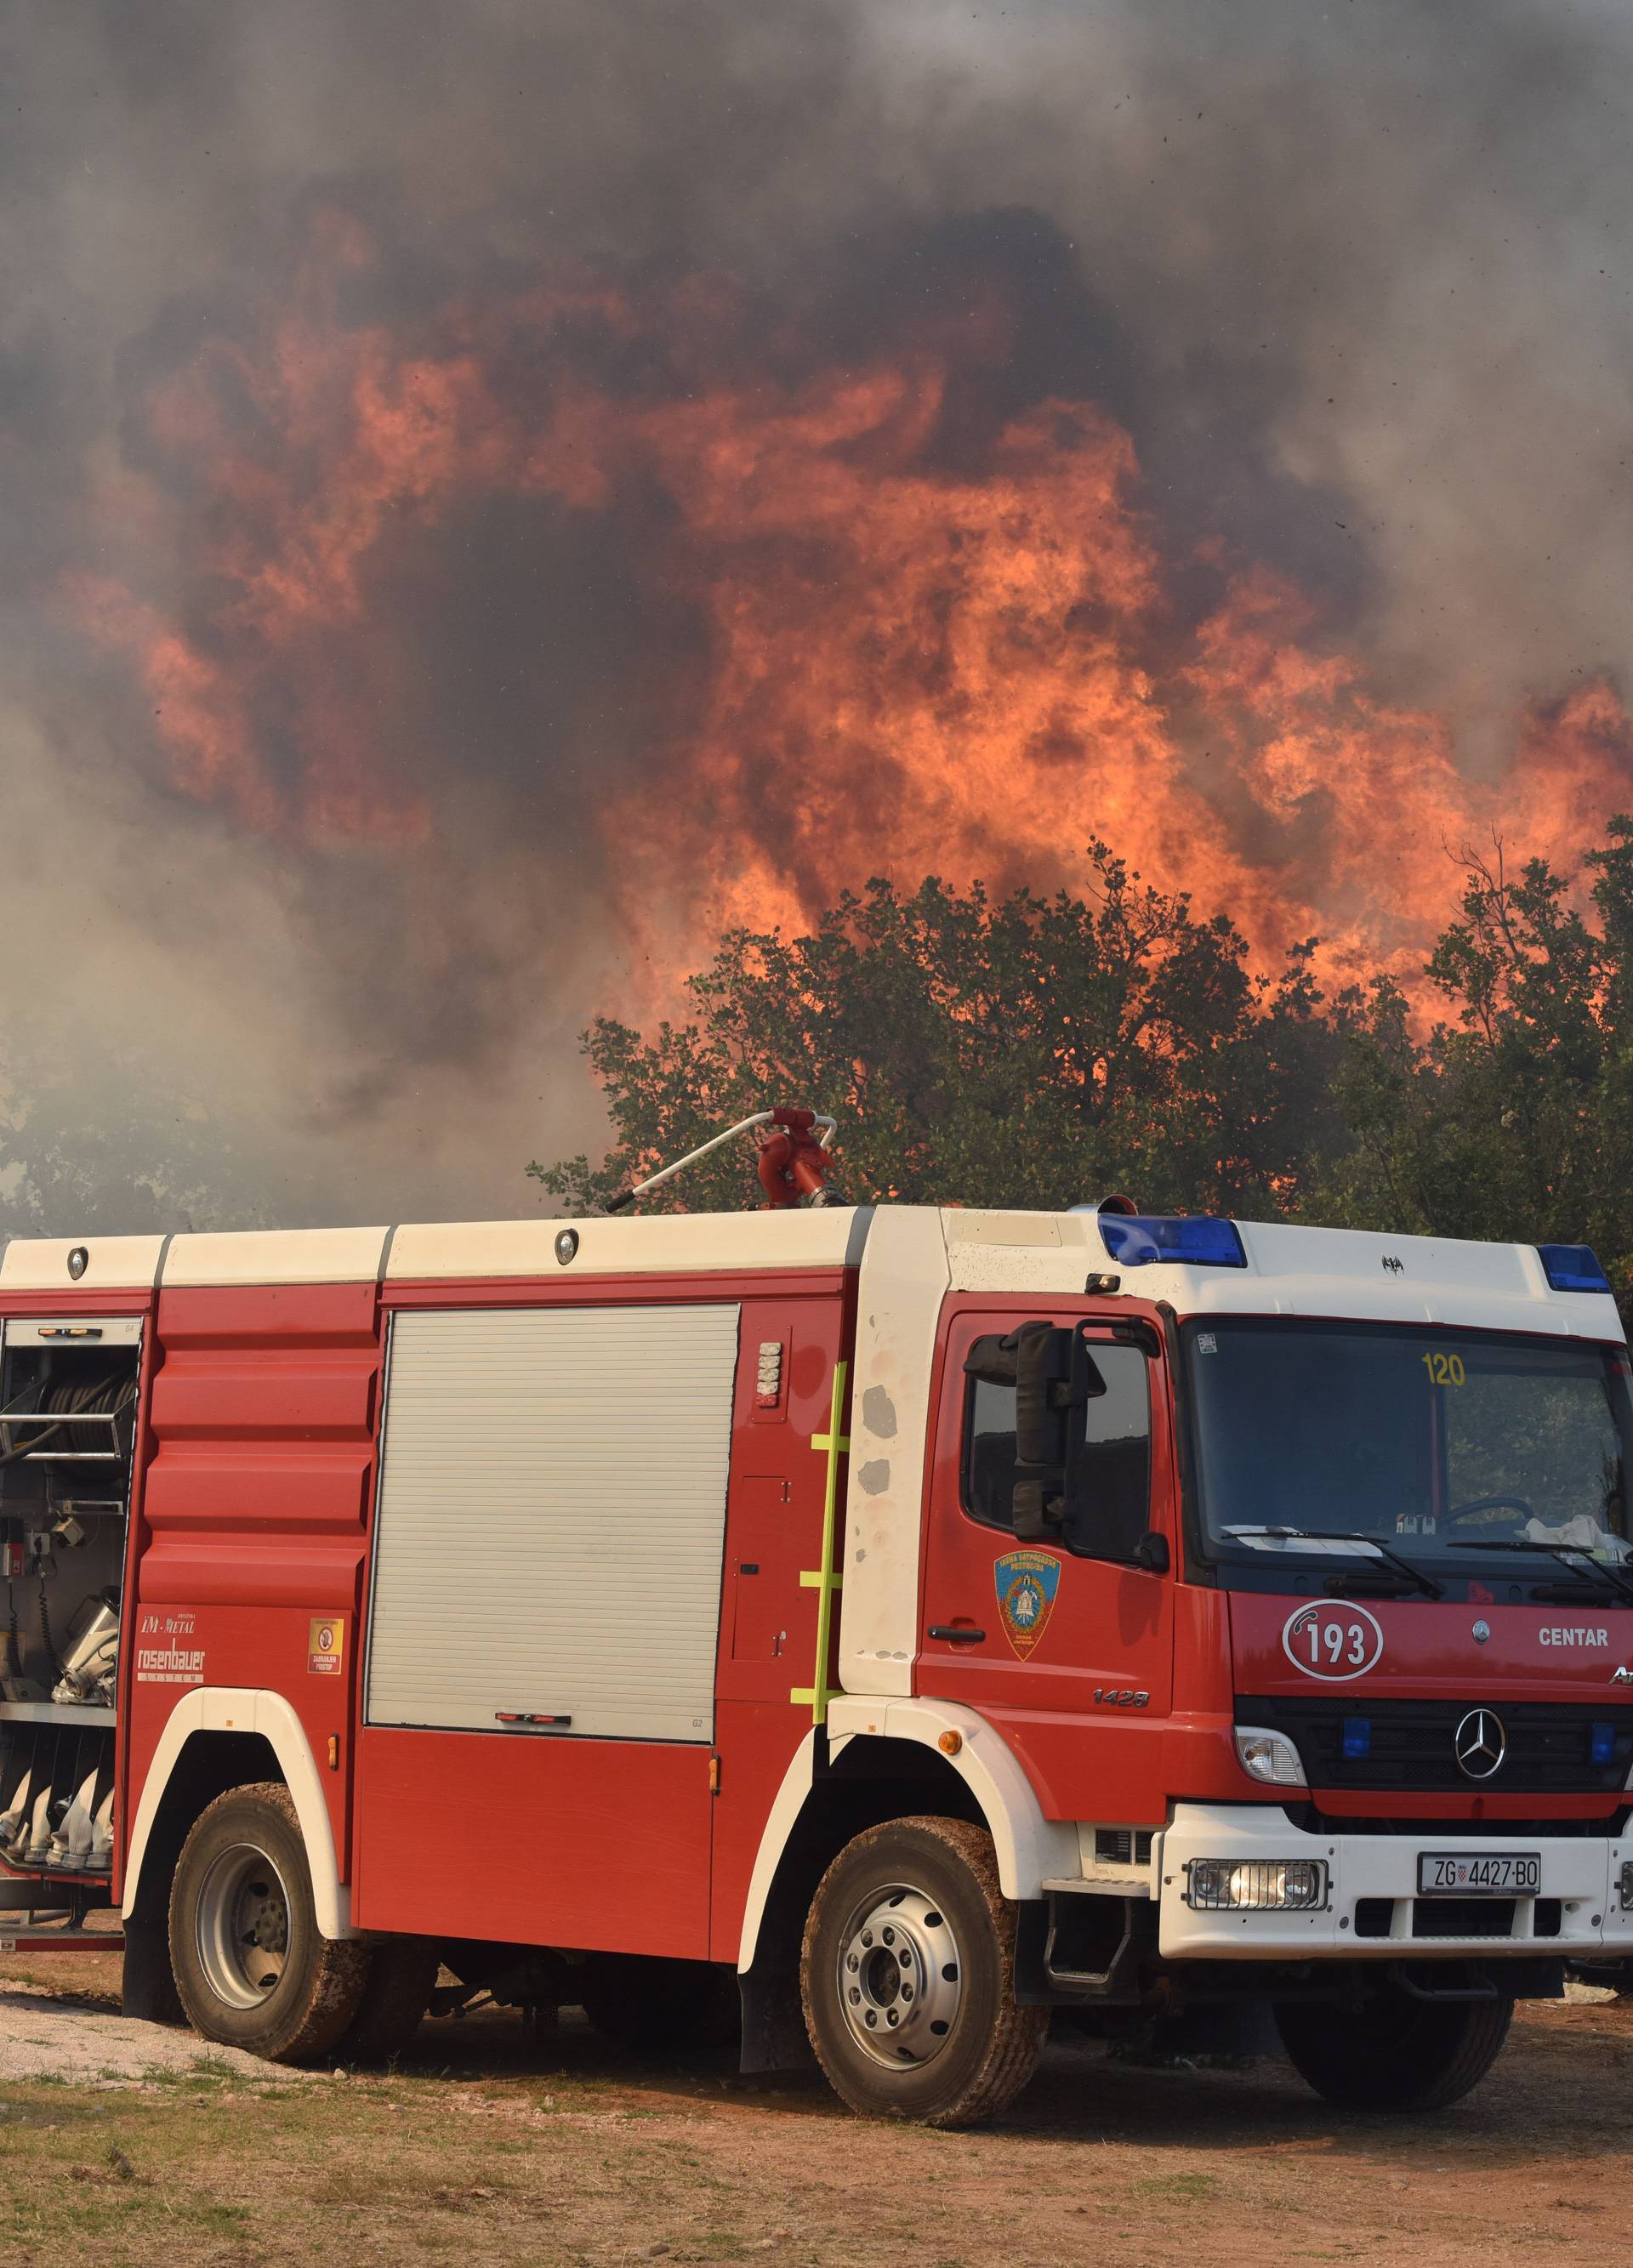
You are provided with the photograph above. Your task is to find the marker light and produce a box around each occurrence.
[1186,1859,1327,1912]
[1342,1718,1373,1761]
[1098,1214,1249,1270]
[1537,1243,1613,1293]
[1591,1722,1617,1768]
[1234,1726,1306,1788]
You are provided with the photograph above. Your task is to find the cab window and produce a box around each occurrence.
[961,1343,1152,1559]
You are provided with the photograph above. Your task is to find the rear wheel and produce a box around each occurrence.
[1275,1988,1513,2111]
[168,1782,368,2063]
[800,1816,1046,2128]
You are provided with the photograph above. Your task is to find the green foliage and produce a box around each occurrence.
[531,821,1633,1316]
[1317,823,1633,1305]
[529,844,1346,1216]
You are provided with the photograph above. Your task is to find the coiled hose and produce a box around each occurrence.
[0,1372,136,1682]
[0,1369,138,1466]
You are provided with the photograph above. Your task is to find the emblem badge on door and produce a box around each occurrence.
[993,1549,1061,1659]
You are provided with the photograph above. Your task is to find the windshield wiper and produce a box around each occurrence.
[1447,1538,1633,1606]
[1242,1526,1444,1600]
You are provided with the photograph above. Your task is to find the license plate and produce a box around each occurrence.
[1417,1851,1541,1896]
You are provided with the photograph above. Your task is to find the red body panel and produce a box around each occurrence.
[352,1728,716,1953]
[128,1283,383,1877]
[1229,1589,1633,1707]
[348,1270,850,1957]
[908,1294,1633,1827]
[51,1248,1623,1958]
[915,1297,1181,1824]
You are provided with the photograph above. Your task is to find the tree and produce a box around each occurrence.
[529,846,1349,1217]
[1311,821,1633,1305]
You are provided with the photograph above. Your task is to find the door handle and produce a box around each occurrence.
[927,1625,986,1645]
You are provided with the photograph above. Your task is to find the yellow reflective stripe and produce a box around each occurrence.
[791,1357,849,1725]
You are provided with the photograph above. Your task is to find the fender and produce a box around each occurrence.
[121,1688,356,1939]
[737,1699,1081,1970]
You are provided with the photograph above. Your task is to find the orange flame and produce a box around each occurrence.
[69,225,1633,1000]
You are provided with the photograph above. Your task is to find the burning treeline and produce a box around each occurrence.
[70,215,1633,1024]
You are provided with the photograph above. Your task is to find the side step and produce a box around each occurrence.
[0,1928,123,1955]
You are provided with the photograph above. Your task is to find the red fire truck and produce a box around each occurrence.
[2,1145,1631,2124]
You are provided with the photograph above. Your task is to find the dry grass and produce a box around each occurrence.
[0,1983,1630,2266]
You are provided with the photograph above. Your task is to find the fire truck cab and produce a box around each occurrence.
[2,1201,1630,2124]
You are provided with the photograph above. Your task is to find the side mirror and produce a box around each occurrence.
[963,1333,1019,1390]
[964,1322,1105,1541]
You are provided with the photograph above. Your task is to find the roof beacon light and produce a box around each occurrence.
[1098,1214,1249,1270]
[1537,1243,1613,1293]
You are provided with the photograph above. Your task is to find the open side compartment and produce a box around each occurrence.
[0,1316,139,1887]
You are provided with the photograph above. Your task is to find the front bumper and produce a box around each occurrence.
[1158,1803,1633,1961]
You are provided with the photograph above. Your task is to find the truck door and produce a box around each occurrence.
[353,1300,740,1958]
[916,1305,1176,1823]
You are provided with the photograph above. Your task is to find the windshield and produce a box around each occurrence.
[1184,1319,1633,1578]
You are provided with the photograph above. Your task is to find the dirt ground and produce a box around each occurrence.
[0,1948,1629,2268]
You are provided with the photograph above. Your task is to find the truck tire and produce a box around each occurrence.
[800,1816,1047,2128]
[168,1782,369,2063]
[334,1938,441,2063]
[580,1953,739,2053]
[1274,1988,1514,2111]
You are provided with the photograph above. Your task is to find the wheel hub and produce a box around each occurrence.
[835,1885,962,2068]
[194,1840,292,2010]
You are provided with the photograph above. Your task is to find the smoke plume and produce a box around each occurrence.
[3,0,1631,1225]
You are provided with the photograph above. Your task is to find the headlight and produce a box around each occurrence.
[1234,1725,1307,1788]
[1186,1858,1328,1911]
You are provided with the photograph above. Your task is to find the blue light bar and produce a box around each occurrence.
[1537,1243,1613,1293]
[1342,1719,1372,1762]
[1591,1722,1616,1768]
[1098,1214,1249,1269]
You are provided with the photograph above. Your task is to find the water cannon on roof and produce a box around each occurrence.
[603,1105,838,1214]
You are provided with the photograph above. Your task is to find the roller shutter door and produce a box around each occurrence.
[365,1304,740,1742]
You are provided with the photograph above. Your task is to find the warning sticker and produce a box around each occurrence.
[308,1616,345,1677]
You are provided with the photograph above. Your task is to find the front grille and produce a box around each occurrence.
[1412,1898,1516,1938]
[1290,1807,1624,1839]
[1093,1829,1154,1865]
[1351,1894,1559,1941]
[1354,1897,1393,1939]
[1239,1695,1633,1794]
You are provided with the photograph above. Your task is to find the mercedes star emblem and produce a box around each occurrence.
[1471,1619,1491,1644]
[1454,1708,1506,1781]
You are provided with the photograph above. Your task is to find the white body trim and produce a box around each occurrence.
[1159,1801,1633,1959]
[839,1209,950,1696]
[162,1228,390,1288]
[0,1235,167,1292]
[385,1208,867,1282]
[826,1697,1080,1901]
[736,1731,821,1970]
[736,1705,1082,1970]
[121,1688,355,1938]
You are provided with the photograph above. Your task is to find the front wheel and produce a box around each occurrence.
[1274,1988,1513,2111]
[168,1782,369,2062]
[800,1816,1047,2128]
